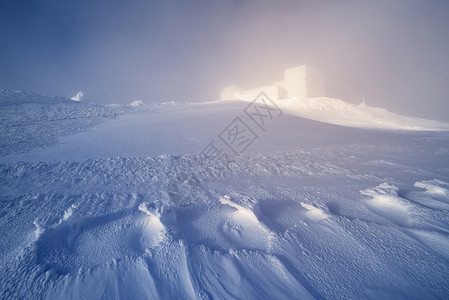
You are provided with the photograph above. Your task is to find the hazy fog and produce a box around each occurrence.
[1,0,448,121]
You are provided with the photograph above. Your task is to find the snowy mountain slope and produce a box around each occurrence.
[0,99,445,163]
[1,91,449,299]
[275,97,449,131]
[0,90,136,157]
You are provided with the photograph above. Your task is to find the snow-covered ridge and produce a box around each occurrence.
[0,89,132,156]
[252,96,449,131]
[0,89,71,106]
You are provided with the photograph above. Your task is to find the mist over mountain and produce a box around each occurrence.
[1,0,449,121]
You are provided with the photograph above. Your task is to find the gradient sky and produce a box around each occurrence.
[1,0,449,121]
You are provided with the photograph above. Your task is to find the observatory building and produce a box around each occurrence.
[221,65,325,101]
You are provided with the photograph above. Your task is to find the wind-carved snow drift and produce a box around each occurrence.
[1,87,449,299]
[221,65,449,131]
[278,97,449,131]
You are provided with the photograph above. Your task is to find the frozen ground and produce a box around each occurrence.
[1,91,449,299]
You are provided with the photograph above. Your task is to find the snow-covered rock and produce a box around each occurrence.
[130,99,145,107]
[70,91,83,102]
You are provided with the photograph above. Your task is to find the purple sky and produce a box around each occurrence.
[1,0,449,121]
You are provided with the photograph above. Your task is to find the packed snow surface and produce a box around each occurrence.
[1,90,449,299]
